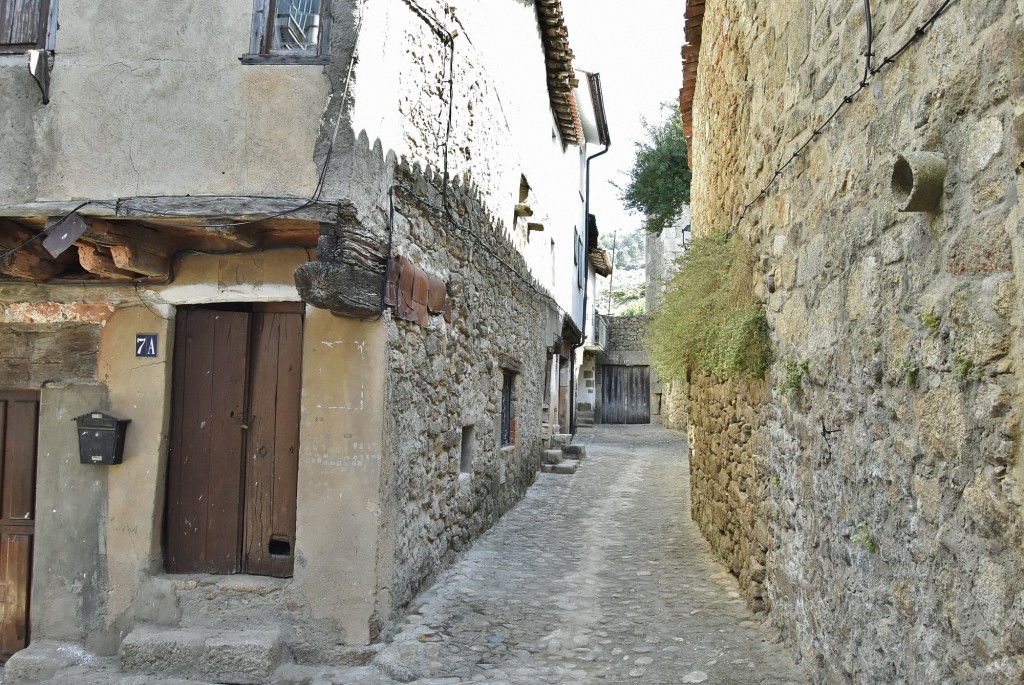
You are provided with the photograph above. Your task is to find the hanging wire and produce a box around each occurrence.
[727,0,960,237]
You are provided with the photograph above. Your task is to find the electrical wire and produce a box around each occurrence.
[0,200,100,262]
[861,0,874,86]
[727,0,960,237]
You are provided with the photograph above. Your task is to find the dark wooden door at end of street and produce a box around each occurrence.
[602,365,651,424]
[166,306,302,578]
[0,391,38,663]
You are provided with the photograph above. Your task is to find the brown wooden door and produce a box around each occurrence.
[242,310,301,577]
[0,391,39,662]
[166,306,302,578]
[601,365,651,424]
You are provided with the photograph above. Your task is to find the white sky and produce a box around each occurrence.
[561,0,686,241]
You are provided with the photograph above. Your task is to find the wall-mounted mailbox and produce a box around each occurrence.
[74,411,130,465]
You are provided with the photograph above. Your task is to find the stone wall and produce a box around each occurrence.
[645,206,691,312]
[686,374,769,612]
[604,315,648,353]
[376,157,560,633]
[661,378,688,431]
[686,0,1024,682]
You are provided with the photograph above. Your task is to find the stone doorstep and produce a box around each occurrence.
[561,444,586,459]
[120,626,283,685]
[542,449,563,465]
[550,433,573,448]
[3,641,85,684]
[541,459,579,475]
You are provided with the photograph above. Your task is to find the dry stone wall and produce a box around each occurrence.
[687,0,1024,682]
[686,374,769,612]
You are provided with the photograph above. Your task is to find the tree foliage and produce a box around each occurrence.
[621,107,692,235]
[647,232,772,381]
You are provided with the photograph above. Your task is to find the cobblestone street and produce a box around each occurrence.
[1,424,809,685]
[375,424,807,684]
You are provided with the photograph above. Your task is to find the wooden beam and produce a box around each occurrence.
[0,220,62,280]
[82,218,171,254]
[77,245,137,280]
[109,245,169,277]
[0,196,339,224]
[116,196,339,224]
[294,223,386,317]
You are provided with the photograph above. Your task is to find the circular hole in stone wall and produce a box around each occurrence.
[891,156,914,202]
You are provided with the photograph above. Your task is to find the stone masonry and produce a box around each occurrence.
[680,0,1024,682]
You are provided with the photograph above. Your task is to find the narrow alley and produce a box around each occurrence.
[370,424,807,684]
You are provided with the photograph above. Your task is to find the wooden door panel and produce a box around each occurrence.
[3,398,37,521]
[0,531,31,661]
[625,366,651,424]
[602,366,650,424]
[243,312,302,577]
[0,391,38,663]
[602,366,625,424]
[166,310,249,574]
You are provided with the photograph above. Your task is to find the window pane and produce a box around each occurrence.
[271,0,321,53]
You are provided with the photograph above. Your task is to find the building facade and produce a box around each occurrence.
[680,0,1024,682]
[0,0,606,674]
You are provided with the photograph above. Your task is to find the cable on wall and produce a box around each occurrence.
[727,0,959,237]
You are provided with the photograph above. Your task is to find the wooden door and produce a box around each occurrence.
[166,306,302,578]
[601,365,651,424]
[242,309,302,577]
[0,391,39,662]
[166,309,249,574]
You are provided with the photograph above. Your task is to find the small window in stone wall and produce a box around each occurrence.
[460,425,475,474]
[500,370,515,446]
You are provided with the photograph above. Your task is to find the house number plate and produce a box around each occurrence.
[136,334,158,358]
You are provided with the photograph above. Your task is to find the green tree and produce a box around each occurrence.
[621,107,691,235]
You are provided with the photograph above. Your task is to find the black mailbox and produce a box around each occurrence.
[74,411,130,465]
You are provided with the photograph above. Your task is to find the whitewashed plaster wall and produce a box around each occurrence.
[349,0,586,323]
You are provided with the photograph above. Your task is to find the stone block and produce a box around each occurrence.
[199,629,283,684]
[120,627,208,678]
[542,449,563,465]
[561,444,586,459]
[551,433,572,448]
[120,627,283,685]
[552,460,578,474]
[4,641,86,684]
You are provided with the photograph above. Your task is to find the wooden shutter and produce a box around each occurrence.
[0,0,49,51]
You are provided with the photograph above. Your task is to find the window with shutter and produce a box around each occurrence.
[0,0,54,53]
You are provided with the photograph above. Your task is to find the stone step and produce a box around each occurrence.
[562,444,586,460]
[542,449,563,465]
[120,626,284,685]
[551,433,573,448]
[541,459,579,475]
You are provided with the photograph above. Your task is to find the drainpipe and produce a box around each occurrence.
[572,72,611,434]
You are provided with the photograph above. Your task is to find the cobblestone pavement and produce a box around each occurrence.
[375,424,807,685]
[4,424,808,685]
